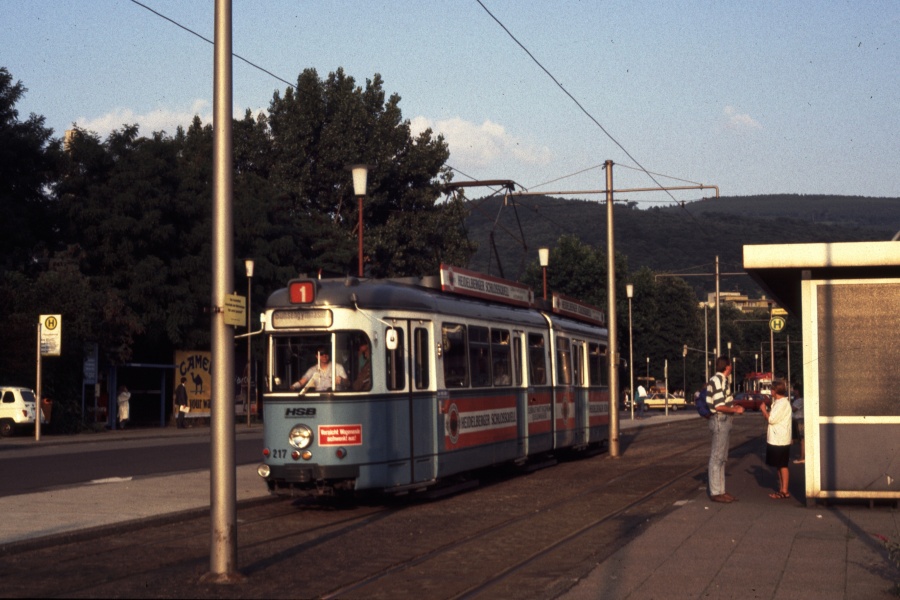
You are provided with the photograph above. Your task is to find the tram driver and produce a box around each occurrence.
[291,346,348,392]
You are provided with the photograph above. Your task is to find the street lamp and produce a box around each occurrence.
[755,353,759,373]
[703,303,709,381]
[626,284,634,421]
[244,259,254,426]
[538,248,550,300]
[727,341,733,396]
[349,164,370,277]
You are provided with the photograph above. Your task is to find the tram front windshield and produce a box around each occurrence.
[271,332,372,393]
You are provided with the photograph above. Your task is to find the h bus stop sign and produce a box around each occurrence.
[40,314,62,356]
[769,316,786,332]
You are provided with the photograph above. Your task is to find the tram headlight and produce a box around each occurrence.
[288,424,314,449]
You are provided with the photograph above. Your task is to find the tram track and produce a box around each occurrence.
[315,420,758,599]
[0,418,762,599]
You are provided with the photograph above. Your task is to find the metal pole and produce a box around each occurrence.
[205,0,240,583]
[358,195,364,277]
[628,293,634,421]
[35,323,42,441]
[542,266,548,300]
[246,268,252,427]
[715,256,721,363]
[703,303,709,381]
[605,160,619,457]
[769,306,775,376]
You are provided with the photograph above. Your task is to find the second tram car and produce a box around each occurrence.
[256,265,611,496]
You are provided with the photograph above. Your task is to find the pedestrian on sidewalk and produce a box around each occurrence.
[791,382,805,464]
[117,385,131,429]
[636,384,647,418]
[707,356,744,503]
[761,379,792,499]
[175,377,189,429]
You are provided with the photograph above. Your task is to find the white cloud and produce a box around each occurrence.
[723,106,762,132]
[411,116,553,170]
[72,100,264,137]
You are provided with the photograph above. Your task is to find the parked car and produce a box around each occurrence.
[733,392,771,411]
[643,392,688,411]
[0,386,40,436]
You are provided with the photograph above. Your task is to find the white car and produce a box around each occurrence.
[0,387,40,436]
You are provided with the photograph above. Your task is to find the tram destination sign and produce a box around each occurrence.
[552,294,605,326]
[439,264,533,307]
[272,309,333,329]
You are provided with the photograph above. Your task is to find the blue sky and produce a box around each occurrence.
[3,1,898,205]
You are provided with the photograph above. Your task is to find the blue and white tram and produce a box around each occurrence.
[256,265,611,496]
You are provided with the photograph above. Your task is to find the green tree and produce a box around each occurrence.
[266,68,474,277]
[0,68,61,273]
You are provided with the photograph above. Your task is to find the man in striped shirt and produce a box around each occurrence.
[707,356,745,503]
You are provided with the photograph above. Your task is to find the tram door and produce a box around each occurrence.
[409,321,437,483]
[571,339,589,447]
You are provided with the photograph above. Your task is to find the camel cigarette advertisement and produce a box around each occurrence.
[174,350,256,418]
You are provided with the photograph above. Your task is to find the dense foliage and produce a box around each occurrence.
[0,66,873,425]
[0,67,473,426]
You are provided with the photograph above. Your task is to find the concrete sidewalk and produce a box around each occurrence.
[2,413,897,598]
[0,423,270,549]
[565,417,900,599]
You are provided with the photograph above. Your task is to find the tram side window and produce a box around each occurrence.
[588,343,607,386]
[414,328,430,389]
[469,325,491,387]
[442,323,468,388]
[385,327,405,391]
[528,333,547,385]
[556,336,572,385]
[513,336,523,385]
[573,342,584,386]
[491,329,511,386]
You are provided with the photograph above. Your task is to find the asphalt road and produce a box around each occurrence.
[0,432,264,496]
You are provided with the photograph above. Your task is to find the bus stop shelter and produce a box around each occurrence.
[743,240,900,506]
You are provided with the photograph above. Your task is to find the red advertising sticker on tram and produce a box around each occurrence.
[318,424,362,446]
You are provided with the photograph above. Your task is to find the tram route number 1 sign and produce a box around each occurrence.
[40,314,62,357]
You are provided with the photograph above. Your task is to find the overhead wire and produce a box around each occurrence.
[128,0,296,89]
[130,0,712,272]
[474,0,710,235]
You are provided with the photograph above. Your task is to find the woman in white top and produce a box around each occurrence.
[760,380,792,499]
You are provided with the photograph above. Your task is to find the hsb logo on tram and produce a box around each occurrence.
[285,407,317,418]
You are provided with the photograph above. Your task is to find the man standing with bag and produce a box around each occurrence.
[707,356,744,503]
[175,377,189,429]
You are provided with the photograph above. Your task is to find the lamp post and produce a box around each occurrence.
[732,357,739,394]
[755,353,759,373]
[727,341,732,395]
[626,284,634,421]
[703,303,709,381]
[539,248,549,300]
[349,164,370,277]
[244,259,254,426]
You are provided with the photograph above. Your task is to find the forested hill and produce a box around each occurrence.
[463,194,899,296]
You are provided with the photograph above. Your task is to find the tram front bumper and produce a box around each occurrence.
[258,463,360,484]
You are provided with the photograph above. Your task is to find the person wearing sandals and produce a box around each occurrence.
[761,380,792,499]
[707,356,744,503]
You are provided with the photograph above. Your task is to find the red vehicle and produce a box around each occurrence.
[743,372,773,396]
[732,392,771,411]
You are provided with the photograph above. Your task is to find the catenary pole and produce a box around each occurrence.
[606,161,620,458]
[203,0,242,583]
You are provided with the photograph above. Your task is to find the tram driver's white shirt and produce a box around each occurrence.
[301,363,348,391]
